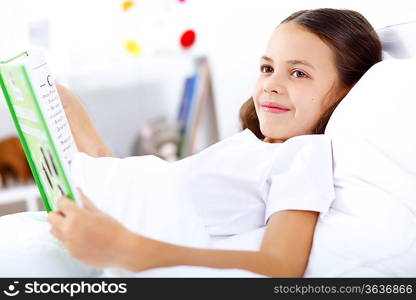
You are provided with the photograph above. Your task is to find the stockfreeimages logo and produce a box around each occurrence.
[4,281,127,297]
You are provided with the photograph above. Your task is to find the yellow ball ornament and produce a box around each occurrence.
[124,40,142,55]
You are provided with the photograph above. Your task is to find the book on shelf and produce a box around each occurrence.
[177,57,220,159]
[0,50,81,212]
[177,75,196,157]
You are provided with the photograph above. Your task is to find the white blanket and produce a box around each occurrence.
[0,153,267,277]
[0,211,266,277]
[71,152,266,277]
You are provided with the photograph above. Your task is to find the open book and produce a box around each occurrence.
[0,50,80,211]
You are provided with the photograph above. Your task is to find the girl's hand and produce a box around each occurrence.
[47,189,140,269]
[56,84,113,157]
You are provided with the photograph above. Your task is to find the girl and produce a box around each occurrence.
[4,8,382,277]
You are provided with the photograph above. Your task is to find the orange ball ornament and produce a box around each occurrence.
[122,1,135,11]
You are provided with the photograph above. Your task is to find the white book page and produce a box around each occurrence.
[23,50,81,204]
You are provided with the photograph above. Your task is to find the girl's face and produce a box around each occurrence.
[253,21,347,143]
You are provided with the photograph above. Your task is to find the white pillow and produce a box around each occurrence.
[377,21,416,59]
[305,59,416,277]
[0,212,103,277]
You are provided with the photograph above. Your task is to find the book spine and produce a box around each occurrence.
[178,74,198,158]
[177,77,191,158]
[185,60,207,156]
[177,77,191,124]
[182,74,199,157]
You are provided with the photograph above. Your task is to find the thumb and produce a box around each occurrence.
[77,188,98,211]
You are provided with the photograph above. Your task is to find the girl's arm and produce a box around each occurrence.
[56,84,114,157]
[119,210,319,277]
[48,192,319,277]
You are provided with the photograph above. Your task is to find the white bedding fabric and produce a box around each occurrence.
[0,211,266,277]
[377,21,416,59]
[0,211,102,277]
[305,59,416,277]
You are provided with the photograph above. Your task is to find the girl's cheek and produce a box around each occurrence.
[302,105,321,123]
[252,84,263,102]
[255,77,265,89]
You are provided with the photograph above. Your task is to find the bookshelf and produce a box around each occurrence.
[0,183,41,213]
[136,56,220,161]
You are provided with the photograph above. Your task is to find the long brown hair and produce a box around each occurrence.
[239,8,382,139]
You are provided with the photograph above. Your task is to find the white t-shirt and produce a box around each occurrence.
[71,129,335,241]
[168,129,335,236]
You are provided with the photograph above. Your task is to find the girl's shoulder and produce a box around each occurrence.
[265,133,333,179]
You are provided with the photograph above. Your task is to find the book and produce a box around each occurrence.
[177,77,192,127]
[186,57,220,155]
[177,75,197,158]
[176,57,220,158]
[0,50,81,212]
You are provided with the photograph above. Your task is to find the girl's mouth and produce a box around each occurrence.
[261,101,291,114]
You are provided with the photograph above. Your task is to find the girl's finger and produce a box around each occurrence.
[56,196,78,215]
[47,211,65,229]
[78,188,98,211]
[50,227,64,242]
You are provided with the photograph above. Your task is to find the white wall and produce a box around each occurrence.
[1,0,415,154]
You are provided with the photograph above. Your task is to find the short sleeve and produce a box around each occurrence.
[264,135,335,223]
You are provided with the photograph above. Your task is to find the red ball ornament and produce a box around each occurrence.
[180,30,196,49]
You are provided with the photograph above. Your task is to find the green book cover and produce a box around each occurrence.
[0,50,81,212]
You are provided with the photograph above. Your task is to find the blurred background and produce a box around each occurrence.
[0,0,415,215]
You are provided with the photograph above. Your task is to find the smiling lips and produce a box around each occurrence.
[260,101,291,114]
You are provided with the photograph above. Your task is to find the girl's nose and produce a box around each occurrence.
[263,86,280,94]
[263,73,284,95]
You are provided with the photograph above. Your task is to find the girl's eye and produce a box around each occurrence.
[292,70,308,78]
[260,65,273,73]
